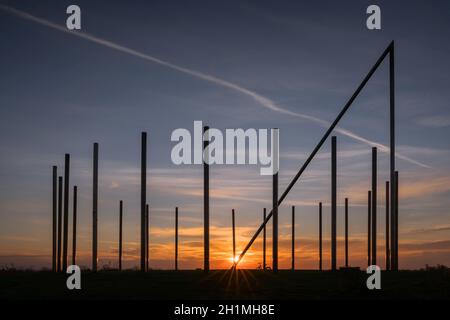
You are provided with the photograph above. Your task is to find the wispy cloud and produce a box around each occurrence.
[416,115,450,128]
[404,225,450,235]
[0,4,430,168]
[400,176,450,199]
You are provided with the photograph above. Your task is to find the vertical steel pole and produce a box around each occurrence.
[52,166,57,272]
[372,148,377,265]
[263,208,266,270]
[272,172,278,273]
[331,136,337,271]
[141,132,147,272]
[146,204,149,272]
[232,209,236,265]
[368,190,371,267]
[386,181,390,270]
[394,171,399,270]
[62,154,70,271]
[92,143,98,272]
[72,186,77,266]
[175,207,178,271]
[345,198,348,268]
[291,206,295,271]
[57,176,62,272]
[389,42,397,271]
[319,202,322,271]
[119,200,123,271]
[203,126,210,272]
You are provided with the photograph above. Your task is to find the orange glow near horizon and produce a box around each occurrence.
[1,219,450,270]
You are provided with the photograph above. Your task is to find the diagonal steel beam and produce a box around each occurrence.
[235,41,393,267]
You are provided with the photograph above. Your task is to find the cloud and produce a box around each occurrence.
[416,115,450,128]
[404,225,450,235]
[0,4,429,168]
[400,240,450,251]
[0,235,39,243]
[400,176,450,199]
[397,145,450,157]
[108,181,120,189]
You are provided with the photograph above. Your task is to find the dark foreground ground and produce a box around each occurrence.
[0,269,449,300]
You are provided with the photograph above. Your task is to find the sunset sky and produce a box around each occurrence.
[0,0,449,270]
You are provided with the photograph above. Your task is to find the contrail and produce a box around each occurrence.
[0,4,430,168]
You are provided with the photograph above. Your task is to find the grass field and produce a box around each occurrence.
[1,269,449,300]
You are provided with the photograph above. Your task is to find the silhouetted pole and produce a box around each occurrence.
[140,132,147,272]
[203,126,210,273]
[368,190,371,267]
[52,166,57,272]
[57,176,62,272]
[232,209,236,265]
[62,154,70,271]
[389,42,397,271]
[263,208,266,270]
[331,136,337,271]
[72,186,77,266]
[393,171,399,270]
[371,147,377,265]
[146,203,149,271]
[272,172,278,273]
[345,198,348,268]
[175,207,178,271]
[319,202,322,271]
[92,142,98,272]
[119,200,123,271]
[291,205,295,271]
[385,181,390,270]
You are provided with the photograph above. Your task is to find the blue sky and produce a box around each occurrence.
[0,0,449,269]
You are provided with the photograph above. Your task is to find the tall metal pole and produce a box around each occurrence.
[72,186,77,266]
[146,203,149,272]
[232,209,236,265]
[92,142,98,272]
[291,205,295,271]
[175,207,178,271]
[263,208,266,270]
[389,42,396,271]
[368,190,371,267]
[345,197,348,268]
[372,147,377,265]
[394,171,399,270]
[272,172,278,273]
[119,200,123,271]
[140,132,147,272]
[319,202,322,271]
[57,176,62,272]
[385,181,390,270]
[52,166,57,272]
[203,126,210,273]
[62,154,70,271]
[331,136,337,271]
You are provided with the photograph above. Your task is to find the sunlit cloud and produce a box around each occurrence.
[400,176,450,199]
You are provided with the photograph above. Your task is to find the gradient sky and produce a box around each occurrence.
[0,0,449,270]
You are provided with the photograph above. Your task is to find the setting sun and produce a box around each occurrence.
[230,256,239,263]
